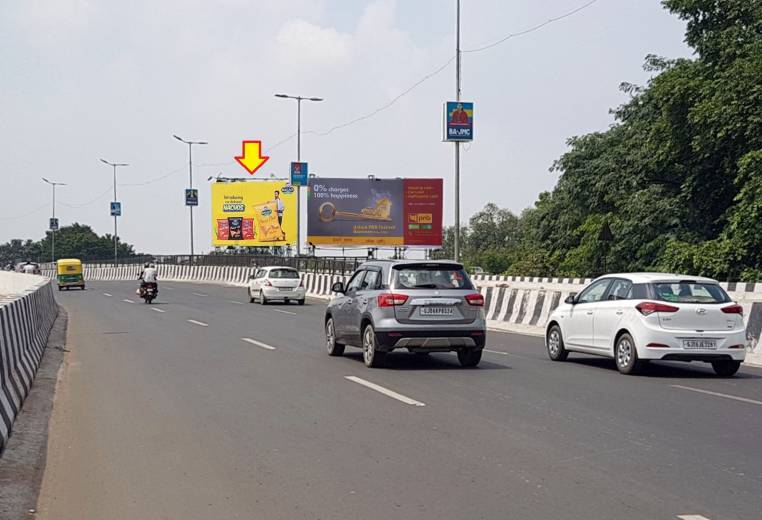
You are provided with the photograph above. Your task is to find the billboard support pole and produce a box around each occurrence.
[454,0,462,263]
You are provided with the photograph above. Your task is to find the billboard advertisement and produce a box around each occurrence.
[211,180,297,247]
[307,178,442,247]
[443,101,474,141]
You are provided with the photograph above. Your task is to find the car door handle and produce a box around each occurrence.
[586,311,594,315]
[616,311,624,315]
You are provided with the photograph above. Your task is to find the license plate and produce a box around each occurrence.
[420,306,454,316]
[279,287,294,291]
[683,339,717,350]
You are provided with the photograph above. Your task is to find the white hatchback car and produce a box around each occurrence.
[248,266,306,305]
[545,273,747,376]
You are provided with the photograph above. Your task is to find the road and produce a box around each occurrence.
[36,281,762,520]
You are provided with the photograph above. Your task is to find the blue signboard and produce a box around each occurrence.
[49,217,59,231]
[443,101,474,142]
[110,201,122,217]
[185,188,199,206]
[290,162,308,187]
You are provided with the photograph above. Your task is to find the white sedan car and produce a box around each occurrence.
[248,266,306,305]
[545,273,747,376]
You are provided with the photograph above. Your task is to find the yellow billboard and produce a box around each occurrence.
[211,180,297,247]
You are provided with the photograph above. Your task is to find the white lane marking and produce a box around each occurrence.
[484,349,508,356]
[273,308,297,316]
[671,385,762,406]
[677,515,712,520]
[344,376,426,407]
[241,338,276,350]
[122,299,135,304]
[187,319,208,327]
[228,301,245,305]
[103,293,113,297]
[151,308,166,313]
[163,286,175,291]
[192,292,207,297]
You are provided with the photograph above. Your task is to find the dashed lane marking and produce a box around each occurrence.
[671,385,762,406]
[122,299,135,304]
[103,293,113,297]
[241,338,276,350]
[273,309,297,316]
[187,319,208,327]
[192,292,208,297]
[677,515,712,520]
[151,308,166,313]
[484,349,508,355]
[228,301,245,305]
[344,376,426,407]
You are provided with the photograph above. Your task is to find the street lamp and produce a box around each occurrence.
[274,93,323,256]
[42,177,66,264]
[100,159,129,266]
[173,135,208,263]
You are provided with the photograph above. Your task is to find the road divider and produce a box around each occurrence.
[344,376,426,407]
[0,272,58,453]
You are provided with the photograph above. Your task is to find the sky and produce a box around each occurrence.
[0,0,692,254]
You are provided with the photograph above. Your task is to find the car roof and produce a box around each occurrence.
[362,259,463,267]
[261,266,298,270]
[596,272,719,284]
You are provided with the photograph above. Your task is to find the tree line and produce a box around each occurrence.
[437,0,762,282]
[0,224,137,266]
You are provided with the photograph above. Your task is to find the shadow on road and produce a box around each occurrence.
[566,356,762,379]
[342,351,510,371]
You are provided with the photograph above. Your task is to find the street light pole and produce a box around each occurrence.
[100,159,129,266]
[174,135,208,263]
[42,178,65,264]
[454,0,462,263]
[275,93,323,257]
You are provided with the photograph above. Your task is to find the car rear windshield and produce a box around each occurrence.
[268,269,299,279]
[651,282,730,304]
[393,264,474,290]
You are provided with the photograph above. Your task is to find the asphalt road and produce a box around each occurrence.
[35,281,762,520]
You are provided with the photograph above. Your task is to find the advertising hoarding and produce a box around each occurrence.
[211,180,297,247]
[443,101,474,142]
[307,178,442,247]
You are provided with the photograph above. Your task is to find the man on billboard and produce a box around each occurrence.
[274,190,285,226]
[451,102,469,125]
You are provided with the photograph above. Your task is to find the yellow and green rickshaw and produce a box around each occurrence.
[56,258,85,291]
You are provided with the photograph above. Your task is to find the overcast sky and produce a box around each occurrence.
[0,0,691,254]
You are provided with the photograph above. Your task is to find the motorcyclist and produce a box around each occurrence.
[22,259,37,274]
[138,263,158,295]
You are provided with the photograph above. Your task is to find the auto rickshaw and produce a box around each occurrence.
[56,258,85,291]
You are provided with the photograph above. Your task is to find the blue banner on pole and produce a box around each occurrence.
[110,201,122,216]
[443,101,474,142]
[290,162,308,187]
[185,188,199,206]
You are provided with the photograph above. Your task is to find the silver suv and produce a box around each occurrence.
[324,260,487,368]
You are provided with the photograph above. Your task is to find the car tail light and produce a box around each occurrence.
[299,278,304,288]
[264,280,272,287]
[728,344,745,349]
[636,301,679,316]
[721,304,743,315]
[465,293,485,306]
[378,293,409,307]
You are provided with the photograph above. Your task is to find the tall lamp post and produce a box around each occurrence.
[100,159,129,266]
[173,135,208,263]
[42,177,65,264]
[454,0,462,262]
[274,93,323,257]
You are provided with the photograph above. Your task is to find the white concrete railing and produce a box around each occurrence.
[0,273,58,453]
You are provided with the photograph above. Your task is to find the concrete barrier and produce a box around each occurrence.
[0,273,58,453]
[40,266,762,366]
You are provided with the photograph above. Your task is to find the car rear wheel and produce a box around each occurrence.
[259,290,268,305]
[712,360,741,377]
[362,324,386,368]
[457,348,482,368]
[249,289,256,303]
[298,299,305,306]
[325,317,345,356]
[615,333,642,375]
[546,325,568,361]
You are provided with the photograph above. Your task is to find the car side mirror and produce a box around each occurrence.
[331,281,345,294]
[565,293,577,304]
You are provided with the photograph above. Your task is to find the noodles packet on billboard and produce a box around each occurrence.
[253,202,285,242]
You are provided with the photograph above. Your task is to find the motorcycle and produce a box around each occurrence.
[139,282,158,304]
